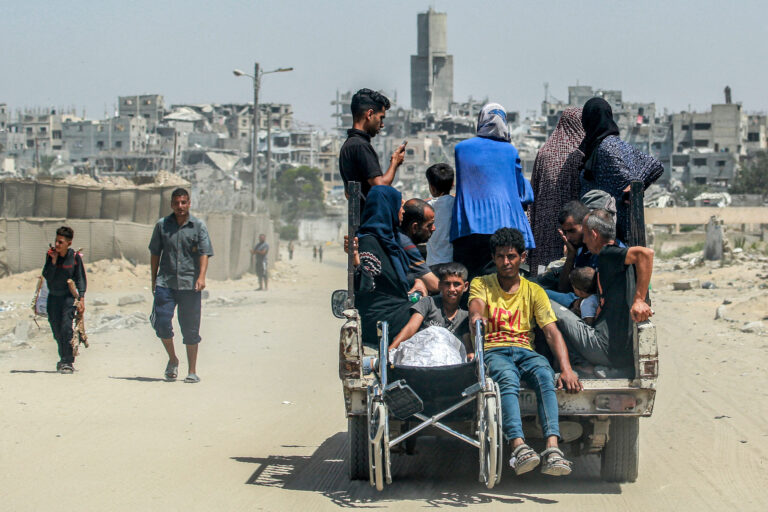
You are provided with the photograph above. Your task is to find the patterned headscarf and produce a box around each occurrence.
[357,185,410,291]
[476,103,510,142]
[528,108,585,274]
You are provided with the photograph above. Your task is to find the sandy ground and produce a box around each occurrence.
[1,244,767,511]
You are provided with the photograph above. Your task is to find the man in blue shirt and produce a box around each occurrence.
[149,188,214,383]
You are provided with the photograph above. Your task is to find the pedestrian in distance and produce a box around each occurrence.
[149,188,214,383]
[252,234,269,290]
[318,244,323,263]
[288,240,294,260]
[43,226,87,374]
[313,246,317,261]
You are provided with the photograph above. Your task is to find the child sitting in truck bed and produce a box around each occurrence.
[569,266,598,326]
[389,262,472,358]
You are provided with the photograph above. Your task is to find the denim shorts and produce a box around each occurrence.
[150,286,202,345]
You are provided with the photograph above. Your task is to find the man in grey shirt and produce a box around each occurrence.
[149,188,214,383]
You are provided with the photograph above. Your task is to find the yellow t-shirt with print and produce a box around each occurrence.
[468,274,557,351]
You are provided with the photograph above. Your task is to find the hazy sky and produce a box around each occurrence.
[2,0,766,128]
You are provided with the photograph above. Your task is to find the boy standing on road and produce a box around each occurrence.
[469,228,581,476]
[43,226,87,374]
[149,188,214,383]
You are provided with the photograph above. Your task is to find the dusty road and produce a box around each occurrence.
[1,245,767,511]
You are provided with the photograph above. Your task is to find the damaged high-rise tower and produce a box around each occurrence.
[410,8,453,113]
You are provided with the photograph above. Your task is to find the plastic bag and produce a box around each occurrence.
[32,277,49,317]
[389,326,467,367]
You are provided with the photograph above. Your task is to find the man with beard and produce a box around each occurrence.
[398,198,439,294]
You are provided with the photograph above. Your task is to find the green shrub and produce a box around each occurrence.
[279,224,298,241]
[734,236,746,249]
[660,242,704,259]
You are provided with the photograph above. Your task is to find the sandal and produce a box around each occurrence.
[509,443,541,475]
[540,447,573,476]
[164,361,178,381]
[184,373,201,383]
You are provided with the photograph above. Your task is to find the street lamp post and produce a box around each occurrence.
[233,64,293,209]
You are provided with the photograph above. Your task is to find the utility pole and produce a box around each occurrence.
[252,62,261,206]
[266,110,272,201]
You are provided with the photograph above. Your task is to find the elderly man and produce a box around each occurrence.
[552,209,653,373]
[149,188,214,383]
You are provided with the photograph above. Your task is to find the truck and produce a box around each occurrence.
[334,180,658,485]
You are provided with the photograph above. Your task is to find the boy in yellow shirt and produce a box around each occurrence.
[469,228,582,476]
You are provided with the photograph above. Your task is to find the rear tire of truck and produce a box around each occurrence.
[349,415,369,480]
[600,417,639,483]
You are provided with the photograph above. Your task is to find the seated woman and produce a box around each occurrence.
[353,186,414,348]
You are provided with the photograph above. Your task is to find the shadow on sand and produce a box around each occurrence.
[233,432,621,508]
[10,369,59,374]
[109,376,168,383]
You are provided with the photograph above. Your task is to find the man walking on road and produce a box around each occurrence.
[318,245,323,263]
[252,234,269,290]
[149,188,214,383]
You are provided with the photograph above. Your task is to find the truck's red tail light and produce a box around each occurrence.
[640,360,658,378]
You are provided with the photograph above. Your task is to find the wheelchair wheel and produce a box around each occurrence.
[481,393,501,489]
[368,401,387,491]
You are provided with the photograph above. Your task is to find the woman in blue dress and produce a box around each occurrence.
[451,103,534,281]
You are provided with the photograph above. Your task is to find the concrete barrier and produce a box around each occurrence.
[645,207,768,232]
[0,212,276,278]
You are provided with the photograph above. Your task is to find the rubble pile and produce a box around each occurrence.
[63,174,100,186]
[153,170,189,187]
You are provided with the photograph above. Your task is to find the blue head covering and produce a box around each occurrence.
[357,186,410,290]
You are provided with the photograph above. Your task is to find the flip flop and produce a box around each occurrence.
[184,373,201,383]
[165,362,178,381]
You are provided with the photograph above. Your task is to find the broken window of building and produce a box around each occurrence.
[694,139,709,147]
[693,158,707,166]
[694,123,711,130]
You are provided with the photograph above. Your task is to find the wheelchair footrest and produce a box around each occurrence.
[383,380,424,420]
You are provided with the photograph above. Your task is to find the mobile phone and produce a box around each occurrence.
[401,140,408,147]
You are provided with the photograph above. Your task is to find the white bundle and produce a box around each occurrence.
[390,326,467,367]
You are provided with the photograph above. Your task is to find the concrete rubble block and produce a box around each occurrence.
[118,294,146,306]
[741,321,765,334]
[714,305,734,322]
[673,279,700,291]
[701,281,717,289]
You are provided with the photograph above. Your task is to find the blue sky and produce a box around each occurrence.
[2,0,766,128]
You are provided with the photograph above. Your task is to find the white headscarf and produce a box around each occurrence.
[476,103,510,142]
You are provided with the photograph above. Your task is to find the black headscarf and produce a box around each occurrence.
[579,97,620,162]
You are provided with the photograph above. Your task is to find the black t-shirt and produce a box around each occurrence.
[339,129,382,206]
[593,244,635,367]
[355,236,412,348]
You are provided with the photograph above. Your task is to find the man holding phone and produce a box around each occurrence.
[338,88,406,209]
